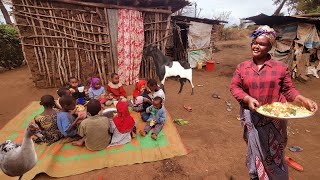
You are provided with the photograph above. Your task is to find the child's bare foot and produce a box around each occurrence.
[151,133,157,140]
[131,131,136,138]
[71,139,84,146]
[139,130,146,137]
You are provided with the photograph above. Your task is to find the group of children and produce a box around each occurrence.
[32,74,167,151]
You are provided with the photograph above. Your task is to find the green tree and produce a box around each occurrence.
[273,0,320,15]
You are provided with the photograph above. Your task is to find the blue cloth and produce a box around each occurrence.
[141,112,150,122]
[145,105,166,124]
[57,112,77,137]
[141,92,152,110]
[88,87,106,99]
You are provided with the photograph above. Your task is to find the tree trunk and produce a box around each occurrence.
[273,0,287,16]
[0,0,13,25]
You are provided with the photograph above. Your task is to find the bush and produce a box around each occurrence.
[0,24,24,70]
[219,27,251,41]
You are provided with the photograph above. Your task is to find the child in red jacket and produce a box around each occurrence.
[106,73,127,105]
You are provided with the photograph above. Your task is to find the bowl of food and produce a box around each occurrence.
[102,108,117,118]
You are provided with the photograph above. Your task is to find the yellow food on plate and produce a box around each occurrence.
[256,102,314,118]
[150,120,156,126]
[76,105,86,112]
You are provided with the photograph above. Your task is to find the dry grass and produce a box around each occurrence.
[219,27,251,41]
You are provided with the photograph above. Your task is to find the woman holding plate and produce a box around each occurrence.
[230,25,318,179]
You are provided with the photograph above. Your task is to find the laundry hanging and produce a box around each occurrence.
[117,9,144,85]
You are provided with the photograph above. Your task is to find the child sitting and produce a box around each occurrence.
[139,97,166,140]
[88,77,110,105]
[109,101,135,147]
[57,96,86,138]
[33,95,63,145]
[132,79,147,99]
[146,79,165,102]
[72,99,111,151]
[141,79,165,121]
[127,79,147,112]
[67,77,85,100]
[55,87,71,109]
[107,73,127,103]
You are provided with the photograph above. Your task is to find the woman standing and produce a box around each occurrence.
[230,26,318,180]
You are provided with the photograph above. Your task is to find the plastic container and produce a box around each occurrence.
[78,86,85,92]
[197,61,203,69]
[78,97,85,105]
[206,60,215,72]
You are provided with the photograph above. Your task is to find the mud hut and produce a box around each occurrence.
[171,15,226,68]
[245,13,320,80]
[11,0,190,88]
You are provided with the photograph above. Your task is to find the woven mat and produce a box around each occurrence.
[0,101,188,179]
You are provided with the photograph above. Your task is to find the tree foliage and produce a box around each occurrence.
[0,24,24,69]
[273,0,320,15]
[174,2,203,18]
[212,11,231,22]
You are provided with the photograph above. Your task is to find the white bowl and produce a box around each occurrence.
[102,108,117,118]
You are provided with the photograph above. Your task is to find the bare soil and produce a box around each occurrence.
[0,39,319,179]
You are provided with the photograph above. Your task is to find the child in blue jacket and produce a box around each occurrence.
[139,96,166,140]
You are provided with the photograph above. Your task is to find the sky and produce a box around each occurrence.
[188,0,287,25]
[0,0,285,25]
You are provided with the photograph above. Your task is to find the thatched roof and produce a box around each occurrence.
[172,15,227,25]
[245,13,320,26]
[52,0,190,13]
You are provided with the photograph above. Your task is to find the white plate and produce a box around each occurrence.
[102,108,117,118]
[256,108,315,119]
[102,108,117,114]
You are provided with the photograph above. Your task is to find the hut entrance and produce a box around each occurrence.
[171,15,227,69]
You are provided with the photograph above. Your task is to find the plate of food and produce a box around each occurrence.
[75,105,86,112]
[102,108,117,118]
[256,102,315,119]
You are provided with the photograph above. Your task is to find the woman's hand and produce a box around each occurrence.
[243,95,260,111]
[294,95,318,112]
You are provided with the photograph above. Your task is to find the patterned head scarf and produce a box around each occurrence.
[250,25,276,46]
[90,77,100,89]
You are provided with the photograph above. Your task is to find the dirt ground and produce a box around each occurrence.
[1,39,319,180]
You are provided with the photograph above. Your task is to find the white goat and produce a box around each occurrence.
[144,46,194,95]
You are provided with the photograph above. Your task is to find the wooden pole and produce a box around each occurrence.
[163,15,171,53]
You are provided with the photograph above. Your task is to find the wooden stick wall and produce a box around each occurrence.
[140,12,173,80]
[12,0,114,88]
[12,0,177,87]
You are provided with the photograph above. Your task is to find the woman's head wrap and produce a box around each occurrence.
[250,25,276,46]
